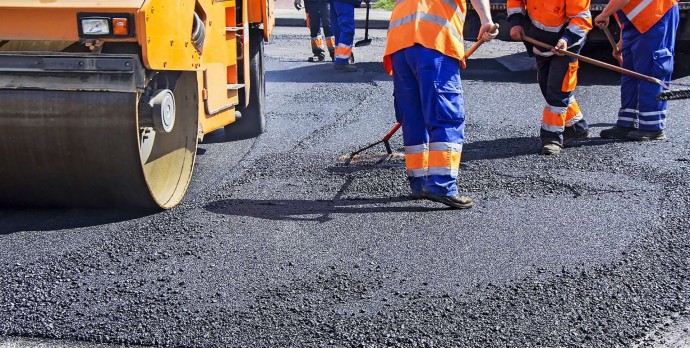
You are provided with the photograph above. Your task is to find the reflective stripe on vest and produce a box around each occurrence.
[382,0,467,75]
[621,0,677,33]
[509,0,592,36]
[388,11,465,43]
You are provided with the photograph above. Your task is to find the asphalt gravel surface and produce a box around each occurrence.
[1,27,690,347]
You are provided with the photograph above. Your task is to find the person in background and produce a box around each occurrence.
[508,0,593,155]
[330,0,361,72]
[383,0,498,209]
[295,0,336,62]
[595,0,679,141]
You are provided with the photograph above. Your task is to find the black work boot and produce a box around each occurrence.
[600,125,635,139]
[540,143,563,155]
[425,194,474,209]
[410,191,426,200]
[334,63,357,72]
[307,52,326,62]
[627,129,667,141]
[540,129,563,155]
[563,125,590,146]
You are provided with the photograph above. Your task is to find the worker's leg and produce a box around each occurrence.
[560,45,589,144]
[330,2,341,46]
[319,2,336,59]
[392,46,428,196]
[617,30,640,129]
[540,50,588,147]
[410,45,464,197]
[536,55,564,146]
[632,6,679,134]
[304,1,325,59]
[332,0,355,66]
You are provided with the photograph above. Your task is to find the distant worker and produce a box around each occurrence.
[508,0,593,155]
[595,0,679,141]
[330,0,360,72]
[383,0,498,209]
[295,0,336,61]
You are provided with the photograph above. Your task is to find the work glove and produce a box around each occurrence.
[294,0,302,10]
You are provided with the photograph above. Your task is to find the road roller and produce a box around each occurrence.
[0,0,274,209]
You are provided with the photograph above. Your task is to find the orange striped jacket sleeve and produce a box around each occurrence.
[506,0,527,27]
[562,0,593,46]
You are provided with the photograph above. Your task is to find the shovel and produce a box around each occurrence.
[522,36,690,101]
[354,0,372,47]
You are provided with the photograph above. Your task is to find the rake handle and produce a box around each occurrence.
[382,122,402,141]
[463,23,500,61]
[522,36,669,89]
[602,27,621,55]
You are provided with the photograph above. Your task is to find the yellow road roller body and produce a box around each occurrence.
[0,0,274,209]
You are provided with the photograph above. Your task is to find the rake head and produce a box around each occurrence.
[657,88,690,101]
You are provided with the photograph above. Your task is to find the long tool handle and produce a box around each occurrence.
[382,122,402,141]
[522,36,669,89]
[463,23,500,60]
[602,27,622,65]
[602,27,620,55]
[364,0,370,40]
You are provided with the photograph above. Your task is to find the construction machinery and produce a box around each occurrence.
[0,0,275,209]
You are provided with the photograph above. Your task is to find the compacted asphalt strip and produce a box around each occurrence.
[1,27,690,347]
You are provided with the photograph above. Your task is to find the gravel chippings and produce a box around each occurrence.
[1,27,690,347]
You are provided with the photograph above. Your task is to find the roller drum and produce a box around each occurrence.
[0,52,198,209]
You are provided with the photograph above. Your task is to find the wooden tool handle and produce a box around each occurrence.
[522,36,669,89]
[602,27,620,54]
[464,23,500,60]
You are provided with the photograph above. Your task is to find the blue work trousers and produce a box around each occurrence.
[392,45,465,197]
[330,0,355,65]
[617,5,679,131]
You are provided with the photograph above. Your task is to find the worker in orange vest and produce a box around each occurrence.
[508,0,593,155]
[295,0,336,62]
[595,0,679,141]
[331,0,361,72]
[383,0,498,209]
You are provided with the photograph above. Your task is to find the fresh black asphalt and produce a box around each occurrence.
[1,28,689,347]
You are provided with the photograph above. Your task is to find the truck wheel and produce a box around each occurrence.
[226,28,266,140]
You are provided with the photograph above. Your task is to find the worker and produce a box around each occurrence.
[330,0,360,72]
[594,0,679,141]
[383,0,498,209]
[508,0,593,155]
[295,0,336,61]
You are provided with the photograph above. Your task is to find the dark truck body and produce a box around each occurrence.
[464,0,690,53]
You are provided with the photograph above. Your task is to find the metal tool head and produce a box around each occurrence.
[354,39,372,47]
[656,88,690,101]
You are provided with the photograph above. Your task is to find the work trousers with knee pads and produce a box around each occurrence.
[305,1,335,57]
[330,0,355,65]
[392,45,465,197]
[616,5,679,131]
[536,43,589,145]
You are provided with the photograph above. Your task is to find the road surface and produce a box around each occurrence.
[1,27,690,347]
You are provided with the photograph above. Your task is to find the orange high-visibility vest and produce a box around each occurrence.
[620,0,678,34]
[383,0,467,75]
[507,0,592,39]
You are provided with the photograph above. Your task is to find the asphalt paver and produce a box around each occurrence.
[1,27,689,347]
